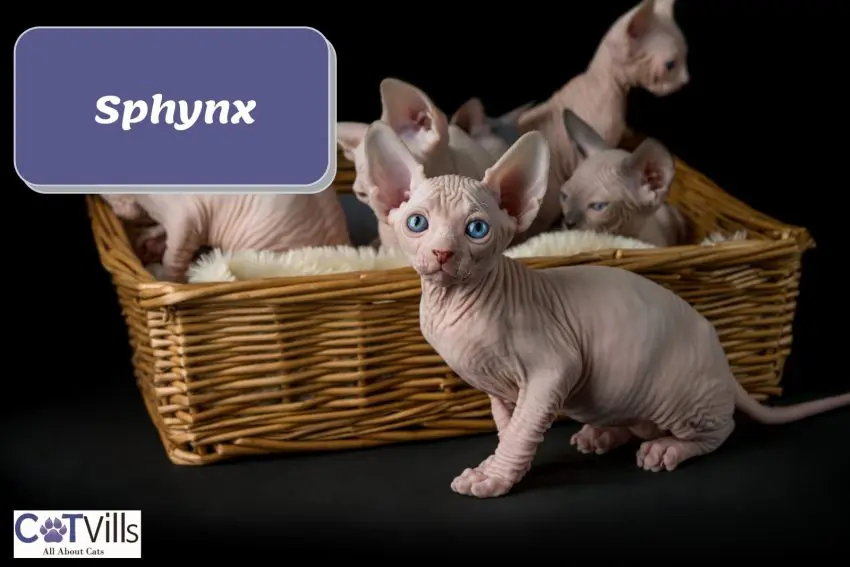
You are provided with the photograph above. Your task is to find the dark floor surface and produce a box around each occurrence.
[5,369,849,559]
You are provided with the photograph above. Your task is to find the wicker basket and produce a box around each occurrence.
[87,131,815,466]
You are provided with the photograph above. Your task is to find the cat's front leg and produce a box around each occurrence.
[451,382,562,498]
[453,396,518,485]
[490,395,515,435]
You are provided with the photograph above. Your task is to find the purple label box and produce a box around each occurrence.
[13,27,337,194]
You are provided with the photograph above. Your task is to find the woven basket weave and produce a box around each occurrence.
[87,131,815,465]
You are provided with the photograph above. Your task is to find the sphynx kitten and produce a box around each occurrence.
[559,109,689,247]
[517,0,689,240]
[101,191,350,282]
[450,97,535,161]
[362,121,850,499]
[336,78,494,251]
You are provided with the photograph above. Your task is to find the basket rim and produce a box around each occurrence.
[671,154,813,244]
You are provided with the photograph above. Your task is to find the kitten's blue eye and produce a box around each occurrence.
[465,219,490,239]
[665,59,676,72]
[406,214,429,233]
[589,202,609,211]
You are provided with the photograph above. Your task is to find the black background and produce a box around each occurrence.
[6,1,850,559]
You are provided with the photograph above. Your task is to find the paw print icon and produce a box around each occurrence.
[39,518,67,543]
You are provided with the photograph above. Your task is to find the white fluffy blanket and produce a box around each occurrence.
[176,229,747,284]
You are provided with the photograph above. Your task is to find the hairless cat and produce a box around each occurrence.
[102,191,351,282]
[336,78,494,250]
[517,0,689,241]
[362,120,850,499]
[99,195,167,264]
[559,109,689,247]
[450,97,535,162]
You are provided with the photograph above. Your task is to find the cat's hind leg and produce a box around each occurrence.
[570,425,634,455]
[637,373,737,472]
[636,419,734,472]
[570,420,663,455]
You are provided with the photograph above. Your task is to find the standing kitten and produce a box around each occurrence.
[362,121,850,499]
[336,78,494,251]
[450,97,535,161]
[559,109,689,247]
[517,0,689,240]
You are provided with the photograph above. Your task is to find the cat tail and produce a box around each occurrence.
[733,380,850,425]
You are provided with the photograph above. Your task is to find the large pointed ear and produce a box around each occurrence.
[497,101,535,124]
[563,109,609,159]
[337,122,368,162]
[482,131,550,233]
[379,78,450,159]
[363,121,427,222]
[451,97,488,135]
[654,0,676,20]
[623,138,675,206]
[626,0,657,40]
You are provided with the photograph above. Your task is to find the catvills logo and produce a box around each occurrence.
[13,510,142,559]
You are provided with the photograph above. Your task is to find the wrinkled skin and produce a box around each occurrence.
[363,121,850,499]
[102,190,351,282]
[336,78,494,250]
[559,109,689,246]
[517,0,690,242]
[450,97,534,162]
[99,195,168,263]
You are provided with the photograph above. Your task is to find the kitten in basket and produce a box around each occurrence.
[449,97,535,161]
[361,120,850,499]
[101,190,351,283]
[516,0,690,241]
[558,109,690,247]
[336,78,495,251]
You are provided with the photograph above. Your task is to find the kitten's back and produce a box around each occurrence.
[537,262,699,327]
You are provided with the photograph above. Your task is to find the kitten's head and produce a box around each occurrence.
[450,98,534,158]
[560,109,675,234]
[606,0,689,96]
[336,78,450,205]
[363,121,549,286]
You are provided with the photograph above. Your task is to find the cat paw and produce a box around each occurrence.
[570,424,633,455]
[451,467,514,499]
[636,438,685,472]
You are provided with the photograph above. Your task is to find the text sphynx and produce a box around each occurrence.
[362,121,850,499]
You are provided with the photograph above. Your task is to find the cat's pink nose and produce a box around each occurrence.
[432,249,454,264]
